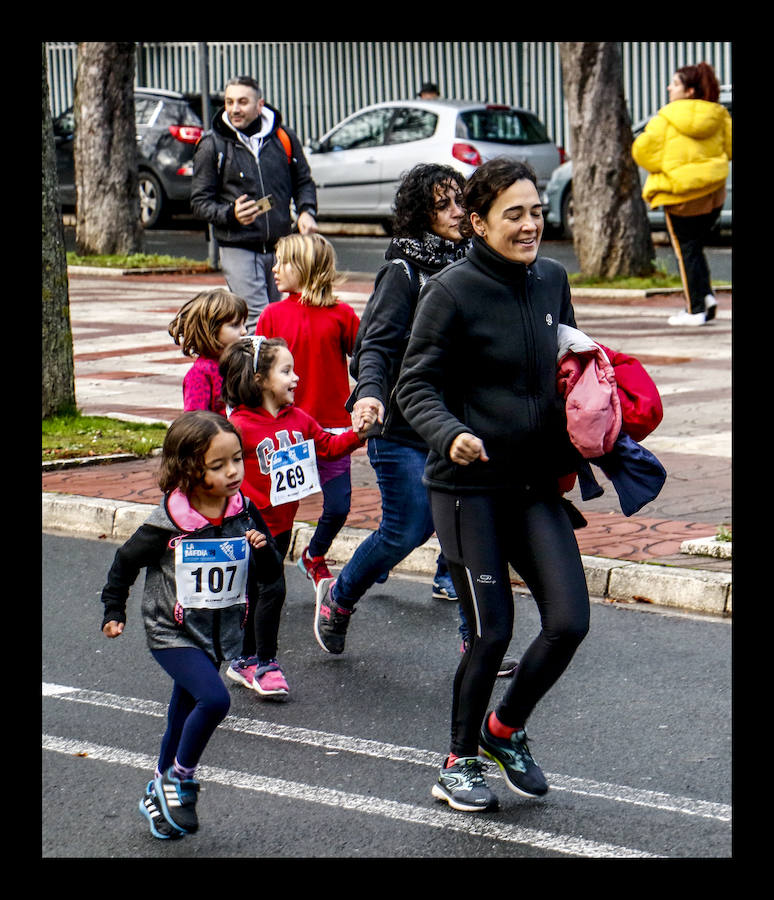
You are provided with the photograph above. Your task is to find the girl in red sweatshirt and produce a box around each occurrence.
[257,233,361,588]
[219,335,368,699]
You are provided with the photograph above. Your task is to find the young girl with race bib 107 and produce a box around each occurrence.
[100,410,284,840]
[219,335,371,699]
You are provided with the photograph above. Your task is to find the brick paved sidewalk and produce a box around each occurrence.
[44,272,732,577]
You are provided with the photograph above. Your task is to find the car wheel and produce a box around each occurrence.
[560,188,574,240]
[138,171,166,229]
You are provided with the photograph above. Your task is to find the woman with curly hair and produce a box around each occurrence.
[313,163,519,677]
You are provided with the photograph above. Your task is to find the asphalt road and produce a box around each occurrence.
[42,532,731,859]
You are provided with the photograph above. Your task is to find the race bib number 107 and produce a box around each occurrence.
[269,438,321,506]
[175,537,249,610]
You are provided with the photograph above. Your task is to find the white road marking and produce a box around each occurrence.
[43,682,730,824]
[42,733,659,858]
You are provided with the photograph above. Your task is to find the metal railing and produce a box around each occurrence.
[45,41,733,155]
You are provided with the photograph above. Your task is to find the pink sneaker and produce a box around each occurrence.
[226,656,259,690]
[253,661,289,700]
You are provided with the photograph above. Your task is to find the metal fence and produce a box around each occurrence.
[45,41,732,153]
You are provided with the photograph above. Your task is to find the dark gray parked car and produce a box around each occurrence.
[53,87,213,228]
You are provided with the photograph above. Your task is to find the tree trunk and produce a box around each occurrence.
[558,42,654,278]
[42,43,76,418]
[74,42,142,255]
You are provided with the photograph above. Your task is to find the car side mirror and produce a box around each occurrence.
[306,139,321,154]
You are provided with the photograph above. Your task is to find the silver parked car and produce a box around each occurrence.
[544,86,732,239]
[305,99,562,224]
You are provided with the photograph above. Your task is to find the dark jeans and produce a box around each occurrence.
[430,489,590,758]
[666,207,722,314]
[151,647,231,772]
[334,437,437,608]
[308,464,352,558]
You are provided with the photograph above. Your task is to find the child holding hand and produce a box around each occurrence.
[219,336,371,698]
[169,288,248,415]
[100,410,284,840]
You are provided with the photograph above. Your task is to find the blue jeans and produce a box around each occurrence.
[334,437,436,608]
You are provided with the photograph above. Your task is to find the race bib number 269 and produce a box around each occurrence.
[269,439,321,505]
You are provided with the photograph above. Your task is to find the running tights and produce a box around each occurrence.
[430,490,590,757]
[151,647,231,773]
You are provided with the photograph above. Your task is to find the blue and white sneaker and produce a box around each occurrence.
[154,766,200,835]
[139,781,183,840]
[432,572,458,600]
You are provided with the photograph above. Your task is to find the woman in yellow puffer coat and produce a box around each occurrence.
[632,62,732,326]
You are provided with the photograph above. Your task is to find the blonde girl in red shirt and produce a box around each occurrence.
[257,233,361,588]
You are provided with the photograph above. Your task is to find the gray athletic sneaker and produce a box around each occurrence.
[313,578,353,654]
[431,756,498,812]
[479,716,548,798]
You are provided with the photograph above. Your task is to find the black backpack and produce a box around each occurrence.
[349,258,420,380]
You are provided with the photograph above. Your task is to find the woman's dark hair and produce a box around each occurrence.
[391,163,466,238]
[675,62,720,102]
[219,336,289,410]
[459,157,538,239]
[158,410,243,496]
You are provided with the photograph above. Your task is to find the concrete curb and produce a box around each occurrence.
[42,492,732,619]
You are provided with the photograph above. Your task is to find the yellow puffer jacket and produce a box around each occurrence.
[632,99,732,208]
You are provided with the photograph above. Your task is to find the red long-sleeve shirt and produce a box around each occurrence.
[256,294,359,428]
[229,402,363,537]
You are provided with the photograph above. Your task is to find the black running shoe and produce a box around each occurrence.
[313,578,353,654]
[431,756,498,812]
[479,716,548,798]
[154,766,200,834]
[139,781,183,840]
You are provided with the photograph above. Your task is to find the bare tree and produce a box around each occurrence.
[74,42,142,255]
[42,43,75,418]
[558,42,654,278]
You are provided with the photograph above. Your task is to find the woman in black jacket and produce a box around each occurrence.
[397,158,590,813]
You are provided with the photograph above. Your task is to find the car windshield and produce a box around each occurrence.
[456,108,550,145]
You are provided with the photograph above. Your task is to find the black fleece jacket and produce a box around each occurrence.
[396,236,582,494]
[347,236,464,449]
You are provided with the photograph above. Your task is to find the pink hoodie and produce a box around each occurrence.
[557,325,622,459]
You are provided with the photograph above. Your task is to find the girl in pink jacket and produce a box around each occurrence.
[169,288,248,416]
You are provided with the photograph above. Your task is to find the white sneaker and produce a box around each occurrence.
[704,294,718,321]
[668,309,707,326]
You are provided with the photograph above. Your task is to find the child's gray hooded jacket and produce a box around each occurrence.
[100,490,283,664]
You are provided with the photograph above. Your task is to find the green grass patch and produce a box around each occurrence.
[66,251,211,271]
[568,266,730,291]
[43,411,168,461]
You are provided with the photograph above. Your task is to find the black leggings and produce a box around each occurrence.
[240,529,291,663]
[430,489,590,757]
